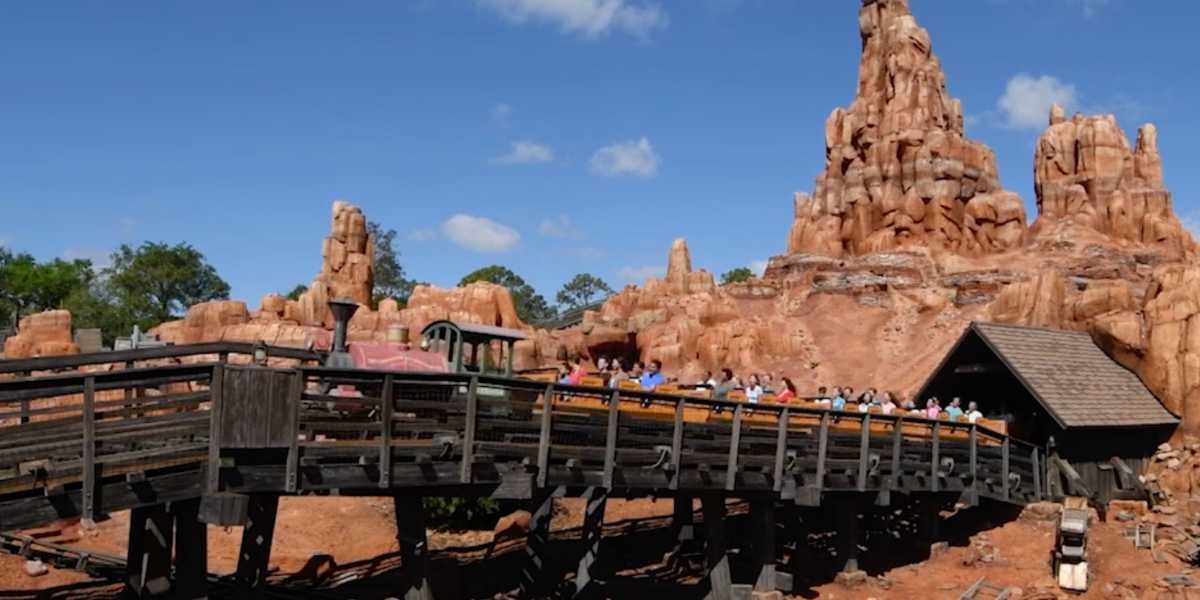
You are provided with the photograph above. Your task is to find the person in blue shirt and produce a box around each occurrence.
[639,359,666,389]
[831,386,847,411]
[945,397,965,420]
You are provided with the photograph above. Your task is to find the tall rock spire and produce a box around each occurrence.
[787,0,1026,258]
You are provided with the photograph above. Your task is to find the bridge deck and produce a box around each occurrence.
[0,344,1045,532]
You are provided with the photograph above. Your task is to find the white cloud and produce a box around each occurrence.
[538,214,585,240]
[750,260,769,277]
[62,247,113,270]
[997,74,1078,130]
[491,140,555,165]
[618,265,666,282]
[590,137,659,178]
[491,103,512,122]
[441,214,521,252]
[407,228,438,242]
[478,0,668,38]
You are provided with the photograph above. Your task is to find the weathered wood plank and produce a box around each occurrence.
[81,376,95,523]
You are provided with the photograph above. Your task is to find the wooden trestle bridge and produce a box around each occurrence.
[0,343,1048,599]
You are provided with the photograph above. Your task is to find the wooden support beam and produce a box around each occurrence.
[814,413,829,493]
[672,495,695,548]
[834,496,859,574]
[520,490,557,598]
[460,376,479,484]
[572,487,608,599]
[856,414,871,492]
[284,371,301,493]
[394,496,434,600]
[171,498,208,600]
[603,390,619,490]
[749,498,777,592]
[1001,438,1011,501]
[772,408,789,493]
[81,376,96,524]
[536,384,554,489]
[670,399,684,491]
[1032,447,1042,500]
[206,365,224,494]
[916,497,940,560]
[378,375,395,489]
[725,404,743,491]
[235,494,279,596]
[126,503,173,597]
[890,417,902,491]
[968,425,978,497]
[701,495,732,600]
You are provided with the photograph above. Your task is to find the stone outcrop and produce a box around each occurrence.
[2,310,78,359]
[786,0,1026,258]
[296,201,375,327]
[1032,106,1195,256]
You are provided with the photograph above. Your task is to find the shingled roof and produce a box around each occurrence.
[965,322,1178,429]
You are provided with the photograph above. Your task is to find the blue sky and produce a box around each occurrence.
[3,0,1198,307]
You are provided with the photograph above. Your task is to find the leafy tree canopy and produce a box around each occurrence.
[459,265,555,323]
[555,273,613,311]
[0,248,94,327]
[720,267,756,285]
[285,284,309,301]
[368,221,417,307]
[106,242,230,328]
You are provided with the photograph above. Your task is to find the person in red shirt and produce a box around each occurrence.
[776,377,797,403]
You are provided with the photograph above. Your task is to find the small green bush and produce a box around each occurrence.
[423,496,500,530]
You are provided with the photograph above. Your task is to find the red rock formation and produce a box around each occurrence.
[2,310,78,359]
[296,201,375,328]
[787,0,1026,258]
[1032,106,1195,256]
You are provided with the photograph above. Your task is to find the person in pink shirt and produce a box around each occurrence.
[925,397,942,419]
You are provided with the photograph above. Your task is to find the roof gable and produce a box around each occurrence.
[969,322,1178,429]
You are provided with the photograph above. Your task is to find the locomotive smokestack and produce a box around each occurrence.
[327,298,359,354]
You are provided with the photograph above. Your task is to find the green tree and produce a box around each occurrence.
[555,273,613,310]
[105,242,230,329]
[63,284,134,347]
[720,267,755,285]
[0,249,94,327]
[367,221,417,307]
[285,284,308,301]
[459,265,556,323]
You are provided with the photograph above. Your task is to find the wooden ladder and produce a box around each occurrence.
[960,577,1011,600]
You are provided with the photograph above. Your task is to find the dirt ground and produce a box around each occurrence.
[0,497,1195,598]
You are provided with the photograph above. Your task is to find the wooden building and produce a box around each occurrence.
[917,321,1178,503]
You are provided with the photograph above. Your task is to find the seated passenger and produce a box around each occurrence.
[703,371,717,388]
[945,397,964,420]
[712,368,736,401]
[902,398,921,415]
[880,391,897,415]
[813,386,831,406]
[776,377,797,403]
[966,401,984,423]
[566,357,585,386]
[746,374,764,404]
[925,397,941,420]
[596,356,609,374]
[608,359,628,388]
[831,387,847,412]
[640,359,667,389]
[630,362,645,381]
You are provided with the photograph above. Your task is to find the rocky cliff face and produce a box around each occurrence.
[1032,105,1195,256]
[2,310,78,359]
[787,0,1026,258]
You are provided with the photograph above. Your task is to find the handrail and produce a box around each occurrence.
[0,342,322,375]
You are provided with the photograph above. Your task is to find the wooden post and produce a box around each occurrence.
[172,498,208,600]
[520,491,557,598]
[671,495,695,549]
[750,498,777,592]
[1032,447,1043,500]
[773,408,789,493]
[701,495,732,600]
[891,417,903,490]
[834,496,860,573]
[379,375,395,488]
[916,497,940,560]
[394,496,434,600]
[82,376,96,524]
[930,421,940,493]
[725,404,743,491]
[603,390,619,490]
[968,425,978,500]
[127,503,174,597]
[235,494,279,596]
[206,365,224,493]
[460,376,479,483]
[536,384,554,489]
[1002,438,1011,501]
[284,371,301,493]
[573,487,608,599]
[856,413,871,492]
[670,399,684,491]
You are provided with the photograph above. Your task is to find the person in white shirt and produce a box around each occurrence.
[966,401,984,423]
[880,391,897,415]
[746,374,764,404]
